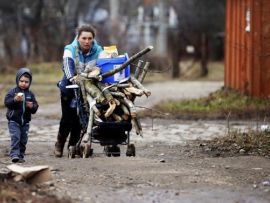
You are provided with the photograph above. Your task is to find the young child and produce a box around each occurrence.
[4,67,39,163]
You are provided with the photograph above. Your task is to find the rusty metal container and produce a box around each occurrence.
[225,0,270,97]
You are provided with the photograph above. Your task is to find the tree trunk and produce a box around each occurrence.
[201,33,208,76]
[168,29,181,78]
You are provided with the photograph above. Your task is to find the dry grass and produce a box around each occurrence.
[143,60,224,83]
[197,129,270,157]
[143,88,270,120]
[1,60,224,108]
[180,60,224,81]
[0,62,61,108]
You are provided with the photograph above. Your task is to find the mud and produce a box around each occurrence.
[1,81,270,203]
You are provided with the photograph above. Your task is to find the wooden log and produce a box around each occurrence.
[132,117,143,136]
[82,95,95,143]
[134,60,144,79]
[112,113,122,122]
[130,76,151,97]
[120,104,130,121]
[124,86,144,96]
[138,61,150,83]
[120,97,137,118]
[110,91,126,98]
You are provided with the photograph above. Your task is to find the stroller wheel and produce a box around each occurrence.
[68,146,76,159]
[82,143,93,158]
[111,145,121,157]
[126,144,136,157]
[75,145,81,157]
[104,146,112,157]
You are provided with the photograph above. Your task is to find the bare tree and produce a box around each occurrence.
[169,0,225,77]
[0,0,225,74]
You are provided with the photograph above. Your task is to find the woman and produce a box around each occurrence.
[54,25,103,157]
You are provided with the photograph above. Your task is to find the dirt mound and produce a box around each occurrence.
[0,180,73,203]
[196,130,270,157]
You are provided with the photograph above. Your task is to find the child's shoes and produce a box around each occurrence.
[11,157,19,163]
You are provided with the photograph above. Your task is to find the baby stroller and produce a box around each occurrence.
[68,46,153,158]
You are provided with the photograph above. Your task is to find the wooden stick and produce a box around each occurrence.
[82,95,95,143]
[134,60,144,79]
[130,76,151,97]
[138,61,150,83]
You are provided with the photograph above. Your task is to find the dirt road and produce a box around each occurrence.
[1,81,270,203]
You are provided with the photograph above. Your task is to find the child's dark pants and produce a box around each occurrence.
[8,121,29,159]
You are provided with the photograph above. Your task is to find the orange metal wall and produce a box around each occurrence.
[225,0,270,97]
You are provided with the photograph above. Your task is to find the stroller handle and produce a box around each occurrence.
[66,84,79,89]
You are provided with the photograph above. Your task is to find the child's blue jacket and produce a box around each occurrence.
[4,68,39,126]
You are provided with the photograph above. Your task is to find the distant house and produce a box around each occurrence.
[225,0,270,97]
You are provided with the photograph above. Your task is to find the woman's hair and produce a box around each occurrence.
[77,25,96,38]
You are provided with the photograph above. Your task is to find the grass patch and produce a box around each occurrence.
[142,60,224,83]
[27,62,62,84]
[180,60,224,81]
[0,62,62,108]
[145,88,270,120]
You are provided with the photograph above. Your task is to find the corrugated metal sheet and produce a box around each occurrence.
[225,0,270,97]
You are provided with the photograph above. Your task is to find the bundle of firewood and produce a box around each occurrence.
[79,46,153,141]
[82,60,150,137]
